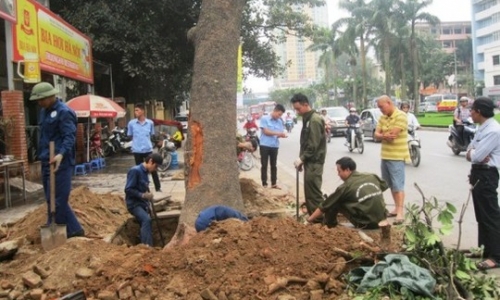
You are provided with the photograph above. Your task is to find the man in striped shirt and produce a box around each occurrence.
[374,95,410,225]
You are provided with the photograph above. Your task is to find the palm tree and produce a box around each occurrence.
[307,27,345,105]
[369,0,399,95]
[397,0,439,113]
[332,0,372,108]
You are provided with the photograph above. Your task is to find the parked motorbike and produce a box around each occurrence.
[346,124,364,154]
[238,149,254,171]
[408,127,421,167]
[447,117,476,155]
[103,127,132,156]
[89,127,105,159]
[154,133,176,172]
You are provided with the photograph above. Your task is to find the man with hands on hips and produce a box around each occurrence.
[124,153,163,246]
[290,93,327,218]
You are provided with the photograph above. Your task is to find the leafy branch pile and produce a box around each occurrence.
[351,183,500,300]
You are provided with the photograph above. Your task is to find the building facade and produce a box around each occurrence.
[273,4,329,90]
[472,0,500,100]
[415,21,472,53]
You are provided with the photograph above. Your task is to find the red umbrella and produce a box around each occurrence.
[66,95,126,118]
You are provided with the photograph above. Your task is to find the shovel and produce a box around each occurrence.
[296,168,299,221]
[40,141,67,251]
[147,188,165,247]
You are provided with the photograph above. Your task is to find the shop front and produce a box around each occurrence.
[1,0,93,182]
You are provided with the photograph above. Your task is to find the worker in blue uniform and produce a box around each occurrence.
[30,82,84,238]
[195,205,248,232]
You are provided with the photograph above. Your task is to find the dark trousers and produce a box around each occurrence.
[129,205,153,246]
[260,145,279,186]
[304,162,324,215]
[134,152,161,191]
[470,167,500,262]
[42,165,83,237]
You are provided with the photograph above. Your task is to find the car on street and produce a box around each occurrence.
[322,106,349,136]
[360,108,383,140]
[174,113,188,133]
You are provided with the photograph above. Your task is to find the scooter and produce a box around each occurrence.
[346,124,364,154]
[447,117,476,155]
[238,149,254,171]
[155,133,176,172]
[408,127,421,167]
[245,128,260,150]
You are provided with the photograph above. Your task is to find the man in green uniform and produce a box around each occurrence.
[291,93,326,217]
[307,157,389,229]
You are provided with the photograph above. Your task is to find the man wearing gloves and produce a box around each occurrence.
[125,153,163,246]
[290,93,327,218]
[30,82,84,238]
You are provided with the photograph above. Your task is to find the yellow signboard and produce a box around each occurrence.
[13,0,94,84]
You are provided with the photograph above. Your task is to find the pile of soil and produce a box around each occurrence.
[240,178,291,213]
[4,186,128,245]
[0,179,404,300]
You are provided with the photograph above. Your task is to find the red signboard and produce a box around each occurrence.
[12,0,94,84]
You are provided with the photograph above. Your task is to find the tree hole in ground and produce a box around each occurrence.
[111,216,179,247]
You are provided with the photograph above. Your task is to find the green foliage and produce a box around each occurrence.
[351,190,500,299]
[49,0,325,105]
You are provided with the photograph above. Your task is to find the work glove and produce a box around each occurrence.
[142,192,154,201]
[294,158,303,171]
[51,154,63,172]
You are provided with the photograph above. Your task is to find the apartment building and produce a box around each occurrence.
[472,0,500,99]
[415,21,472,53]
[273,4,329,90]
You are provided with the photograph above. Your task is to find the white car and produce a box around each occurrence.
[174,114,188,133]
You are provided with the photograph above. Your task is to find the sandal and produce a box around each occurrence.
[393,219,404,225]
[476,259,500,270]
[271,185,281,190]
[386,212,397,218]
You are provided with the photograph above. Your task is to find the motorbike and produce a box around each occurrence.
[89,127,105,159]
[245,128,260,150]
[154,133,176,172]
[238,149,254,171]
[285,119,294,133]
[408,127,421,167]
[447,117,477,155]
[346,124,364,154]
[103,127,132,156]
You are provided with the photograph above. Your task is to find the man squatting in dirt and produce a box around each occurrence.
[307,157,389,229]
[124,153,163,246]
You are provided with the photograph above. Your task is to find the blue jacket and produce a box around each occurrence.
[124,164,150,211]
[195,205,248,232]
[38,100,77,168]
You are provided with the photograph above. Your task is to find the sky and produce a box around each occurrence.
[245,0,473,93]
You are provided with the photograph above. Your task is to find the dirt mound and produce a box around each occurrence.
[4,186,129,245]
[240,178,291,213]
[1,216,402,299]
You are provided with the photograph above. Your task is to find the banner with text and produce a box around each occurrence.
[12,0,94,84]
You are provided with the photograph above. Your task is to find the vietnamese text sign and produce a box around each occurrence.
[13,0,93,84]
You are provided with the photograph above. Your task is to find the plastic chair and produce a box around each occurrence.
[83,162,93,173]
[74,164,87,176]
[90,159,101,171]
[99,157,106,168]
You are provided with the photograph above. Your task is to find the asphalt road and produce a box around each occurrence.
[242,120,481,250]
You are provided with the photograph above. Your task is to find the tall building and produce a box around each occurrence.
[472,0,500,99]
[273,4,329,90]
[415,21,472,53]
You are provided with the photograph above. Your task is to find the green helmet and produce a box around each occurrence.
[29,82,59,101]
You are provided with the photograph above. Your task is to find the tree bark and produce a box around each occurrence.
[172,0,246,242]
[360,34,367,109]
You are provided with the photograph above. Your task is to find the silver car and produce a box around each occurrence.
[360,108,383,140]
[322,106,350,136]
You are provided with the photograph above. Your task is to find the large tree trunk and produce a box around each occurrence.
[166,0,246,248]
